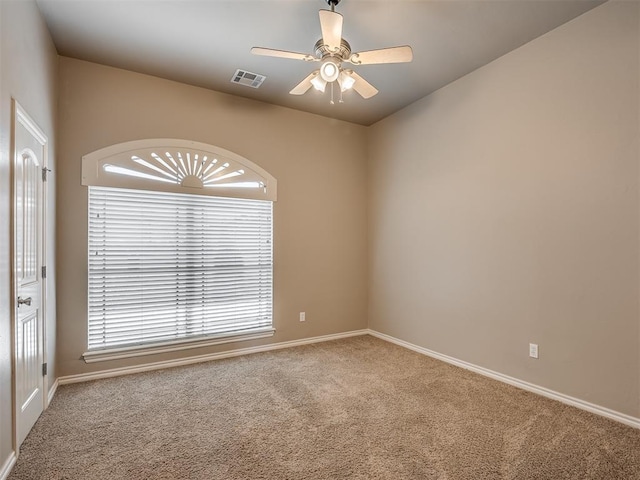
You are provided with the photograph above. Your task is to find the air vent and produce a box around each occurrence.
[231,69,266,89]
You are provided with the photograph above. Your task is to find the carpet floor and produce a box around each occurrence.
[8,335,640,479]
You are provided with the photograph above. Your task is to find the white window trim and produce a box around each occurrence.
[82,328,275,363]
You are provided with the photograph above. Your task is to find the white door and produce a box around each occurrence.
[12,101,47,447]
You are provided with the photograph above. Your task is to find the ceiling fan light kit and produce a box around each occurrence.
[251,0,413,104]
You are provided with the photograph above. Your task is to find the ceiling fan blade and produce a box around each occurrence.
[349,71,378,99]
[289,71,319,95]
[319,10,343,52]
[251,47,317,62]
[348,46,413,65]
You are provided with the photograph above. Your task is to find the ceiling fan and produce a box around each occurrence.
[251,0,413,103]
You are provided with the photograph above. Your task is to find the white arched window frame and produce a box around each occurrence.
[81,138,277,201]
[82,139,276,363]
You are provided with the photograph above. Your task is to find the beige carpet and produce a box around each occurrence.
[8,335,640,479]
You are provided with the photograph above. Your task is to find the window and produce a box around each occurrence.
[81,139,277,360]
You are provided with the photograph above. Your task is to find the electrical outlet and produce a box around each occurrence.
[299,312,306,322]
[529,343,539,359]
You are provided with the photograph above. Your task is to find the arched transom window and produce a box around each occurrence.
[82,138,276,201]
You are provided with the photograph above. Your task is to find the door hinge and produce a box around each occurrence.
[42,167,51,182]
[42,363,48,376]
[41,266,47,279]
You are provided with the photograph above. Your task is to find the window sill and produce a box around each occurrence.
[82,327,275,363]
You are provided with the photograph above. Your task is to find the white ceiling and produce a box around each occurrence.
[36,0,604,126]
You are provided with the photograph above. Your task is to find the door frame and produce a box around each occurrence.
[10,99,49,453]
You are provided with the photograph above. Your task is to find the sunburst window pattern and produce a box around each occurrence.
[103,150,265,190]
[82,139,277,202]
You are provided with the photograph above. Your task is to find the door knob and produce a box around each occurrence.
[17,296,32,307]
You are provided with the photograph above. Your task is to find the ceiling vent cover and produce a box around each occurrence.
[231,69,266,88]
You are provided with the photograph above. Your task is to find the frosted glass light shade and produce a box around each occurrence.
[338,70,356,92]
[320,59,340,82]
[310,74,327,92]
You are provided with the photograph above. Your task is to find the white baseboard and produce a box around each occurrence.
[368,329,640,430]
[59,329,369,385]
[0,452,16,480]
[47,378,59,407]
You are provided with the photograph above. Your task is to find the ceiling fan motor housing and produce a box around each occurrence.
[314,38,351,60]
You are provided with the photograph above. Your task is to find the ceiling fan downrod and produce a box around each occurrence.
[325,0,341,12]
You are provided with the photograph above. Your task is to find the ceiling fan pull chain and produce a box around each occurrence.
[330,81,335,105]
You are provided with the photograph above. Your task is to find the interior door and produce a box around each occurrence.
[13,101,47,447]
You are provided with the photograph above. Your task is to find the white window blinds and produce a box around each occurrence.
[88,186,273,350]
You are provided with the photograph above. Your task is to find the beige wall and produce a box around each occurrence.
[368,1,640,418]
[56,57,368,377]
[0,0,58,469]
